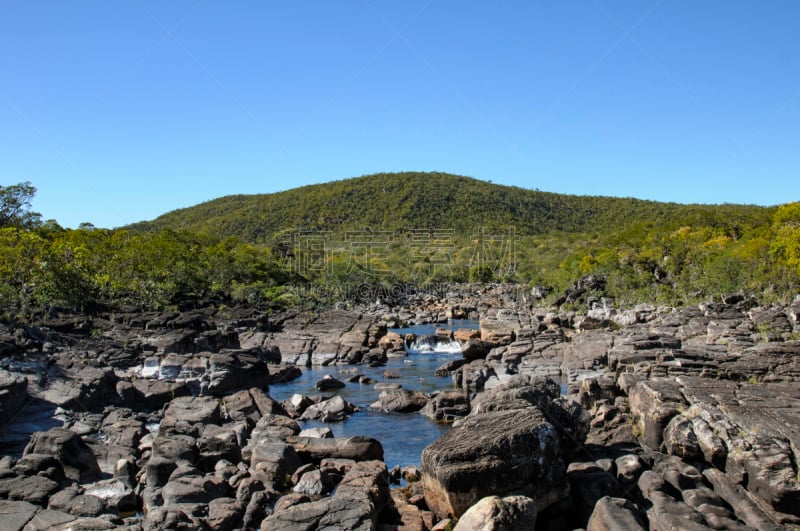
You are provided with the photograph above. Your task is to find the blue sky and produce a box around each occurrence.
[1,1,798,229]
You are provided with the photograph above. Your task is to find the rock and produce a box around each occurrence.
[146,456,177,488]
[23,427,101,482]
[261,460,389,530]
[664,414,701,460]
[206,351,272,395]
[317,459,389,529]
[298,427,333,438]
[197,424,244,472]
[0,474,60,505]
[388,489,432,530]
[320,458,355,487]
[293,468,330,496]
[703,468,777,530]
[0,499,40,530]
[586,496,646,531]
[11,453,65,482]
[370,388,428,413]
[119,378,189,411]
[460,340,495,361]
[40,367,118,412]
[20,508,80,531]
[48,486,106,517]
[151,433,196,464]
[163,395,222,426]
[222,387,283,425]
[434,358,468,376]
[480,313,518,344]
[206,497,243,531]
[83,478,137,514]
[378,331,405,352]
[287,435,384,463]
[247,413,301,446]
[421,389,470,421]
[453,495,537,531]
[421,406,567,519]
[568,461,621,521]
[299,395,355,422]
[469,376,590,458]
[161,474,229,505]
[250,442,302,486]
[314,374,346,390]
[629,378,687,451]
[453,328,480,342]
[242,489,277,530]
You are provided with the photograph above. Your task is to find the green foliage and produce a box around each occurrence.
[0,182,42,228]
[1,176,797,318]
[772,202,800,277]
[128,172,773,243]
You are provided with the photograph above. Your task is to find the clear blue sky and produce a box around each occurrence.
[1,1,798,229]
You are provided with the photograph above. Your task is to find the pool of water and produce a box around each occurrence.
[268,320,478,470]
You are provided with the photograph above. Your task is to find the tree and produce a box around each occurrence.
[771,202,800,277]
[0,182,42,228]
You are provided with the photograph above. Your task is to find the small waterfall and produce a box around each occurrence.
[405,335,462,355]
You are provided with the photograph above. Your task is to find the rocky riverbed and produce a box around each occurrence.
[1,286,800,530]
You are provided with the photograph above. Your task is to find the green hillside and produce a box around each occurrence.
[127,172,772,241]
[3,175,798,318]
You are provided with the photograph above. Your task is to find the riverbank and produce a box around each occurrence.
[1,287,800,529]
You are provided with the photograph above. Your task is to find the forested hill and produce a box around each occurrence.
[127,172,772,241]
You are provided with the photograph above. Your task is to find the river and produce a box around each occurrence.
[267,320,479,471]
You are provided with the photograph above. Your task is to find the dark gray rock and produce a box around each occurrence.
[0,474,60,505]
[370,388,428,413]
[629,378,687,451]
[586,496,646,531]
[298,395,356,422]
[287,435,384,464]
[163,395,222,426]
[23,427,101,482]
[249,441,302,486]
[420,389,470,421]
[421,406,567,519]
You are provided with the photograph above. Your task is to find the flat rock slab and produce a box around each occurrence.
[0,499,39,531]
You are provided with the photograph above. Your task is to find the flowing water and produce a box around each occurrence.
[268,320,479,470]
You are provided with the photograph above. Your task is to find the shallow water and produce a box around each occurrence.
[268,320,479,470]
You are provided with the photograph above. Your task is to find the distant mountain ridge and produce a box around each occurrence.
[127,172,772,241]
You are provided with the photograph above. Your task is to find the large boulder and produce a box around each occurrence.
[628,378,687,451]
[40,367,118,412]
[23,427,101,482]
[421,406,567,519]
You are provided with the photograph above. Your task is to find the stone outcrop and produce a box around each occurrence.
[3,292,800,530]
[421,376,588,519]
